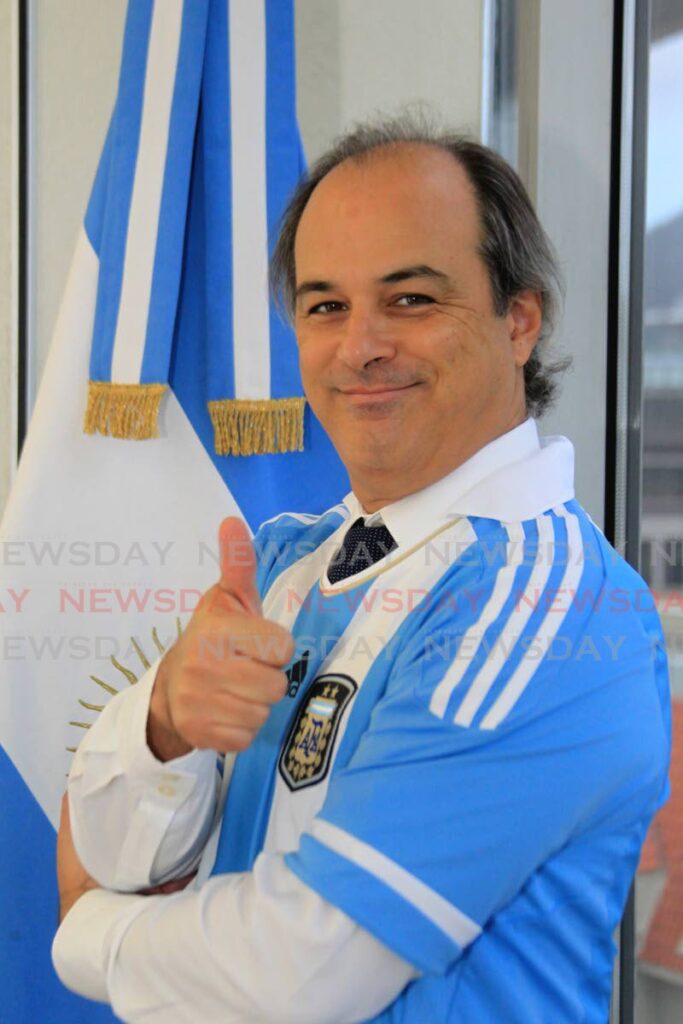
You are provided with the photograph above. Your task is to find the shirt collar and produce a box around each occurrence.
[342,418,575,551]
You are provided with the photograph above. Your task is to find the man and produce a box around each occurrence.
[53,120,670,1023]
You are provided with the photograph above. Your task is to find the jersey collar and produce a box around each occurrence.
[342,418,575,554]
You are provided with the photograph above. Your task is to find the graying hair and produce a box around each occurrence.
[270,115,569,417]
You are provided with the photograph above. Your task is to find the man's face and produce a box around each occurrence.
[293,144,539,509]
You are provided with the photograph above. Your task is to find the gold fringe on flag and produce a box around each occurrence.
[208,397,306,456]
[83,382,167,440]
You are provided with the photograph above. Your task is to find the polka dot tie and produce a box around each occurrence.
[327,517,397,584]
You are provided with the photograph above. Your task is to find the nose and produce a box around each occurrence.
[336,307,397,371]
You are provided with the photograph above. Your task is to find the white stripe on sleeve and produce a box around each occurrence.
[453,513,556,727]
[480,506,585,729]
[309,818,482,949]
[429,521,526,718]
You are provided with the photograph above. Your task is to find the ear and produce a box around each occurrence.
[505,290,543,367]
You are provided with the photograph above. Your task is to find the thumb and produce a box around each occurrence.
[217,517,262,615]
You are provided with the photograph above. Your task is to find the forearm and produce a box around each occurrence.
[52,853,417,1023]
[68,659,220,890]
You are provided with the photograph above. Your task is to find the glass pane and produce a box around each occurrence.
[635,2,683,1020]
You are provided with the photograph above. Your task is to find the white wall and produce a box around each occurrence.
[297,0,482,162]
[28,0,127,409]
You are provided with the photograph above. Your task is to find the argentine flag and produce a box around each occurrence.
[0,1,345,1020]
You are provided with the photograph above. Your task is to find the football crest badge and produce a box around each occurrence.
[279,674,357,791]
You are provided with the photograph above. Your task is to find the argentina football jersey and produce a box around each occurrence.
[201,419,671,1023]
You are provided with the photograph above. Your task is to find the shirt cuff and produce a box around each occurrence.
[52,888,152,1003]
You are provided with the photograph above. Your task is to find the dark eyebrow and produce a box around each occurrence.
[295,280,335,301]
[378,264,451,287]
[295,264,451,302]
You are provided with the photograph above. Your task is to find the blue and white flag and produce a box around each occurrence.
[0,1,345,1020]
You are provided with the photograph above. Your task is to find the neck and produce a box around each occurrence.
[351,412,529,513]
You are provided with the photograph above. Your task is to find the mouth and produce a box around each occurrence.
[336,382,421,404]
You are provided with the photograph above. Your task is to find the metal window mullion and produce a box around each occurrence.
[623,0,650,574]
[606,0,651,1022]
[480,0,519,168]
[619,5,651,1018]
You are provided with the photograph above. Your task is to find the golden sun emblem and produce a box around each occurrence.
[66,619,183,753]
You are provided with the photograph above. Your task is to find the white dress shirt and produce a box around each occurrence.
[53,418,575,1022]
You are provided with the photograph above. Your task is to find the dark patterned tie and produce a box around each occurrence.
[327,517,397,584]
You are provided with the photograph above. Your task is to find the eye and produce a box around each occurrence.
[307,300,347,315]
[393,293,435,307]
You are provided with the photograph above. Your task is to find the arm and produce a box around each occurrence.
[68,517,293,890]
[58,791,417,1022]
[284,622,670,982]
[53,849,418,1023]
[57,523,418,1022]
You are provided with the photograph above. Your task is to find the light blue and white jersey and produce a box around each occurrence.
[210,422,671,1023]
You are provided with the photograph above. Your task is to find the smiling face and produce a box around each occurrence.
[294,144,542,511]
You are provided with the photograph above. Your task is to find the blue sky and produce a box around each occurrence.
[647,30,683,229]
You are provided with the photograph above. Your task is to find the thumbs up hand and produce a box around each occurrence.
[148,517,294,761]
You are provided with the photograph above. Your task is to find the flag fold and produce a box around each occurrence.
[84,0,308,456]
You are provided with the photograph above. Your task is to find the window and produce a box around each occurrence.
[635,3,683,1019]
